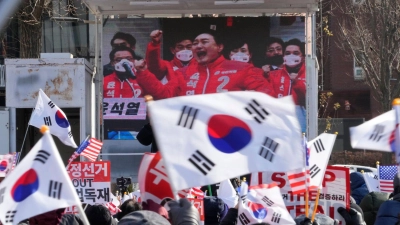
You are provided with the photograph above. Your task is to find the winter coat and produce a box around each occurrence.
[359,192,390,225]
[350,172,369,204]
[374,193,400,225]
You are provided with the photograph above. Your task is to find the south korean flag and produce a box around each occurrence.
[0,126,82,225]
[350,110,395,152]
[147,91,304,191]
[238,183,295,225]
[29,89,77,148]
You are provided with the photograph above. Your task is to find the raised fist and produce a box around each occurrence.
[134,59,147,72]
[150,30,163,44]
[262,64,271,77]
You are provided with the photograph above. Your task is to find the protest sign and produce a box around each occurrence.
[253,166,350,224]
[68,161,111,204]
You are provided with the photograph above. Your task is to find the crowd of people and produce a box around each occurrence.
[6,171,400,225]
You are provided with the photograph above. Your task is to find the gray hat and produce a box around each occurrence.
[294,214,337,225]
[117,210,170,225]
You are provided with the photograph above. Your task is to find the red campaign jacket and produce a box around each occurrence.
[145,42,196,80]
[136,55,276,100]
[269,63,306,106]
[103,72,144,98]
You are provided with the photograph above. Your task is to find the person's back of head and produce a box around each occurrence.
[85,204,116,225]
[28,208,65,225]
[59,214,84,225]
[350,172,366,190]
[118,210,170,225]
[204,196,228,225]
[118,199,143,220]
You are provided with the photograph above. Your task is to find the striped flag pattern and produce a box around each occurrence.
[190,187,205,199]
[287,136,309,194]
[67,138,103,166]
[379,165,397,193]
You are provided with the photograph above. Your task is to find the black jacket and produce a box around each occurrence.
[136,123,158,153]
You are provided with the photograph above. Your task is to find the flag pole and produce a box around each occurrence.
[16,123,31,165]
[311,188,321,222]
[303,133,310,218]
[392,98,400,178]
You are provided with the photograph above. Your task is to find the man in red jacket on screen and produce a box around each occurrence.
[134,30,275,99]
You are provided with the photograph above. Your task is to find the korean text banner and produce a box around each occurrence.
[67,161,111,204]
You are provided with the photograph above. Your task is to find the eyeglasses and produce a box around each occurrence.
[267,47,282,53]
[113,57,134,63]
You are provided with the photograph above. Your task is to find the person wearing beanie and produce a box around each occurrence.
[219,203,238,225]
[375,173,400,225]
[85,204,118,225]
[117,199,143,220]
[203,196,228,225]
[118,210,170,225]
[350,172,369,205]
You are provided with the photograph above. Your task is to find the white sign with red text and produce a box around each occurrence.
[67,161,111,204]
[253,166,350,224]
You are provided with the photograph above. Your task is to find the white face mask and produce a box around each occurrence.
[231,52,250,63]
[176,50,193,62]
[114,59,134,72]
[283,54,302,67]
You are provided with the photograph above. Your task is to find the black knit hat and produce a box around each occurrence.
[204,196,228,225]
[85,204,116,225]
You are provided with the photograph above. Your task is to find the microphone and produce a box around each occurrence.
[122,61,136,78]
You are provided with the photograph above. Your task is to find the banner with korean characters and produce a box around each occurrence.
[103,98,146,120]
[67,161,111,204]
[255,166,350,224]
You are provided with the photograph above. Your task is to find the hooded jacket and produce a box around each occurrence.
[350,172,369,205]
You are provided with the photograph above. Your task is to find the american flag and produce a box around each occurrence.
[287,136,309,194]
[379,165,397,193]
[190,187,205,199]
[178,187,204,199]
[67,137,103,167]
